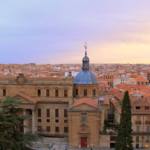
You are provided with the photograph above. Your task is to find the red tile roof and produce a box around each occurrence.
[114,84,150,95]
[134,76,148,82]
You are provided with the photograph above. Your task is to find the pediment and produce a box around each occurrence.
[13,93,36,104]
[71,103,97,111]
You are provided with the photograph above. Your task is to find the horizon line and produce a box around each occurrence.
[0,63,150,65]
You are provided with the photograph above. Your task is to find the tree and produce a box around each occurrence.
[115,91,133,150]
[0,97,37,150]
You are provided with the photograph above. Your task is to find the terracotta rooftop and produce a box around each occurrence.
[134,75,148,82]
[115,84,150,94]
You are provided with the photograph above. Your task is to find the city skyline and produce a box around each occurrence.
[1,0,150,64]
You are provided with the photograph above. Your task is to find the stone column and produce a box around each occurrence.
[32,109,37,133]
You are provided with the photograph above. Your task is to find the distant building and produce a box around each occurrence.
[0,48,150,149]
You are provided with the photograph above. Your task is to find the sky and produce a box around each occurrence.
[1,0,150,64]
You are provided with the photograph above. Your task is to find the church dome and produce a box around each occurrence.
[74,70,97,84]
[74,44,97,85]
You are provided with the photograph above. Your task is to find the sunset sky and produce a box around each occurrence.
[0,0,150,64]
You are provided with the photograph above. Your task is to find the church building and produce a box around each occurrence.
[0,46,149,149]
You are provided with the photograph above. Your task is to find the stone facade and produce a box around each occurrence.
[0,74,73,138]
[0,51,150,149]
[68,99,101,148]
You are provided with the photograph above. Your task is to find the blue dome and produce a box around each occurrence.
[74,71,97,84]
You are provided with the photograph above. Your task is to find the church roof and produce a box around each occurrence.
[74,70,97,84]
[74,45,97,84]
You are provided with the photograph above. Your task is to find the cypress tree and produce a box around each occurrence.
[115,91,133,150]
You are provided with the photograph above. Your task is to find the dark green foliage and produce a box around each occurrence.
[103,119,119,133]
[0,97,38,150]
[115,91,133,150]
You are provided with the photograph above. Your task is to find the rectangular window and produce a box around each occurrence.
[92,89,96,97]
[136,144,139,149]
[64,109,68,117]
[84,89,87,96]
[46,109,50,117]
[3,89,6,96]
[27,109,32,115]
[46,89,50,97]
[135,120,141,125]
[55,119,59,123]
[136,106,141,110]
[55,89,59,97]
[55,109,59,118]
[64,127,68,133]
[38,109,41,117]
[38,119,41,122]
[46,126,50,132]
[64,119,68,123]
[55,127,59,132]
[47,119,50,122]
[64,89,68,97]
[37,89,41,97]
[145,121,150,124]
[75,89,78,96]
[145,106,150,110]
